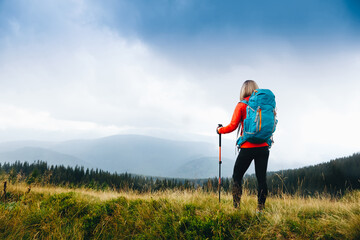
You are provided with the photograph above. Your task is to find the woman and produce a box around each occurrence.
[217,80,269,210]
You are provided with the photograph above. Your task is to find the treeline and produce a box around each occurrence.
[0,161,228,192]
[0,152,359,195]
[245,153,360,196]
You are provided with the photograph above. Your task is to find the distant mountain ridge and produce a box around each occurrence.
[171,157,234,179]
[0,147,90,168]
[0,134,235,178]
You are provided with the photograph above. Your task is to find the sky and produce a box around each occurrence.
[0,0,360,170]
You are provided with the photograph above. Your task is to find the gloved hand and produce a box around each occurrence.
[217,124,223,134]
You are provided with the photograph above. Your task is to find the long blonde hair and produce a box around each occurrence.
[240,80,259,100]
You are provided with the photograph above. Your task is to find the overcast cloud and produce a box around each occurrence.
[0,0,359,170]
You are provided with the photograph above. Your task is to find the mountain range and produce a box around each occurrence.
[0,134,235,178]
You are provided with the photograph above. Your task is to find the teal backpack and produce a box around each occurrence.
[237,89,277,148]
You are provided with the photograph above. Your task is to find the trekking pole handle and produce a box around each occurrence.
[218,124,223,147]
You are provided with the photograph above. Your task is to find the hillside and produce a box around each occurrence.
[246,153,360,195]
[0,183,359,239]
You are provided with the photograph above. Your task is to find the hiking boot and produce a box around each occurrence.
[233,198,240,208]
[232,183,241,209]
[257,203,265,211]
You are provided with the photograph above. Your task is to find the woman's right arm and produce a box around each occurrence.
[218,102,243,134]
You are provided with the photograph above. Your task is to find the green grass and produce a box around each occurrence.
[1,183,359,239]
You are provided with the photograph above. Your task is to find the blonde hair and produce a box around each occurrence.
[240,80,259,100]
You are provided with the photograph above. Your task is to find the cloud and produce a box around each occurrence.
[0,0,359,170]
[0,103,122,132]
[92,0,359,40]
[0,103,128,141]
[0,5,228,142]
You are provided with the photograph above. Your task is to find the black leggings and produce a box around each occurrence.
[233,147,269,205]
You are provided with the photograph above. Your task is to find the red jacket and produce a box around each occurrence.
[218,96,268,148]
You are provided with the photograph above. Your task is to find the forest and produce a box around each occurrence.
[0,152,359,196]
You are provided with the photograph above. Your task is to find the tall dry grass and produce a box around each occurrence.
[1,182,359,239]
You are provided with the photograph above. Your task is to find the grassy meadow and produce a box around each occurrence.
[1,182,360,240]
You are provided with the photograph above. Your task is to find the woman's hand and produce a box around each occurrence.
[217,124,223,134]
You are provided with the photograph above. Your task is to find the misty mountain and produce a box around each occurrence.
[0,147,89,168]
[171,157,235,179]
[0,135,223,178]
[0,140,57,152]
[51,135,218,177]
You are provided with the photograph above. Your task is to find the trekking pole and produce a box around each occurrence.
[218,124,223,203]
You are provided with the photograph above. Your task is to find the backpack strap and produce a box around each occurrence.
[240,100,248,105]
[236,100,248,141]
